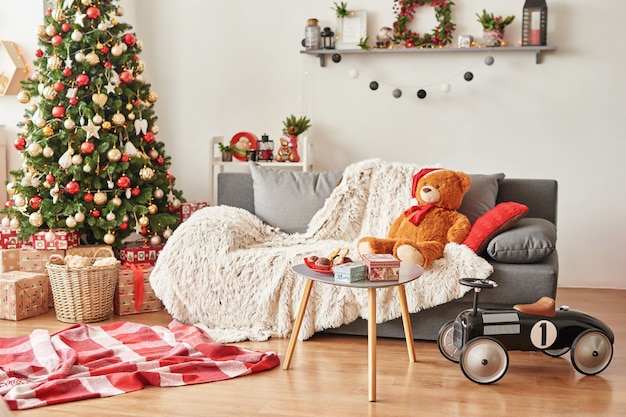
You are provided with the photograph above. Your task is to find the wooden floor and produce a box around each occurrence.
[1,288,624,417]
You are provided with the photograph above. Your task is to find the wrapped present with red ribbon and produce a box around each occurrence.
[116,242,163,265]
[114,263,164,315]
[177,201,209,223]
[31,229,79,250]
[0,270,49,320]
[0,227,23,249]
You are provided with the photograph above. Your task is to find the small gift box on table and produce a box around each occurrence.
[333,261,367,283]
[31,229,80,250]
[177,201,210,223]
[114,263,163,315]
[361,254,401,281]
[0,227,23,249]
[116,242,164,265]
[0,270,49,320]
[0,249,20,273]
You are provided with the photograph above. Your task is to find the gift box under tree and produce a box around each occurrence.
[0,270,49,321]
[0,227,23,249]
[31,229,80,250]
[0,249,21,273]
[116,242,164,265]
[114,263,163,315]
[177,201,209,223]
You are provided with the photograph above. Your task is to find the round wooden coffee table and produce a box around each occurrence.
[283,262,423,402]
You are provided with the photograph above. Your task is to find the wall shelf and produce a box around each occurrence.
[301,45,557,67]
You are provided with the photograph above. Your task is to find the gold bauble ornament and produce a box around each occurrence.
[102,121,112,130]
[29,212,44,227]
[94,191,108,205]
[45,25,57,37]
[148,203,158,215]
[138,215,149,226]
[125,103,133,111]
[147,91,158,103]
[51,8,66,22]
[42,125,54,136]
[43,86,57,100]
[86,52,100,66]
[36,25,47,39]
[47,55,62,70]
[112,112,125,126]
[103,232,116,245]
[6,182,16,195]
[162,227,172,239]
[17,90,30,104]
[149,235,161,246]
[139,166,155,181]
[107,147,122,162]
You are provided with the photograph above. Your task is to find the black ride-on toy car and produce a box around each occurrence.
[437,278,614,384]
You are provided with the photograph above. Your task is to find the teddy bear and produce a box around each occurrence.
[358,168,472,268]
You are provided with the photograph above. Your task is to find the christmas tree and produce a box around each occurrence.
[4,0,184,249]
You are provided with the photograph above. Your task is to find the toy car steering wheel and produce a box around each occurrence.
[460,278,498,289]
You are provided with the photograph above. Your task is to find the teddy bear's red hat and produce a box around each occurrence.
[411,168,442,198]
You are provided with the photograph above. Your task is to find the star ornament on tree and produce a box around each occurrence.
[82,119,100,139]
[74,10,86,27]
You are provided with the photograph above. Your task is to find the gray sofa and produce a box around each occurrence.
[217,171,558,341]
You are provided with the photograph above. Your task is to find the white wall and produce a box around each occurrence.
[1,0,624,289]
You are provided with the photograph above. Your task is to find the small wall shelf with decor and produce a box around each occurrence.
[301,45,557,67]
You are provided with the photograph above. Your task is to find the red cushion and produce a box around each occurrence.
[463,202,529,253]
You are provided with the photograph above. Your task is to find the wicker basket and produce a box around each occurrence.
[46,247,120,323]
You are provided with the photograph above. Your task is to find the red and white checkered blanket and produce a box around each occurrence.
[0,320,280,410]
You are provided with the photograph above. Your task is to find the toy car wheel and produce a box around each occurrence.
[460,337,508,384]
[437,320,460,363]
[543,347,571,357]
[571,329,613,376]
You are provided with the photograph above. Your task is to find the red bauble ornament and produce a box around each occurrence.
[66,181,80,195]
[53,81,64,92]
[35,49,43,57]
[121,154,130,162]
[84,192,94,202]
[123,33,136,46]
[29,196,42,209]
[69,97,78,106]
[46,173,55,183]
[14,136,27,150]
[131,187,141,197]
[119,221,128,230]
[52,106,66,119]
[76,73,90,87]
[167,205,175,213]
[5,200,14,208]
[100,45,109,54]
[166,172,174,180]
[116,175,131,189]
[51,35,63,46]
[62,23,71,32]
[119,71,133,84]
[157,156,164,165]
[62,67,72,77]
[80,141,95,154]
[86,6,100,19]
[140,226,147,235]
[142,132,154,143]
[104,61,112,68]
[92,209,101,218]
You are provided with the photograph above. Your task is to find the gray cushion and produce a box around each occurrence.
[487,218,557,264]
[459,173,505,224]
[248,162,343,233]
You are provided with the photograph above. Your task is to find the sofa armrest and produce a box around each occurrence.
[217,172,255,213]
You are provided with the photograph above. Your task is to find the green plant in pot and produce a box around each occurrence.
[218,142,235,161]
[476,9,515,47]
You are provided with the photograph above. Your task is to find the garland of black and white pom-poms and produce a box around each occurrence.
[344,54,495,100]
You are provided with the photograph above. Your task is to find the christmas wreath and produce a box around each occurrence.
[392,0,455,48]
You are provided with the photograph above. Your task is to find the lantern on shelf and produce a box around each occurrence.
[522,0,548,46]
[256,133,274,161]
[321,27,335,49]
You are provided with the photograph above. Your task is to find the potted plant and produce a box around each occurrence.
[218,142,235,162]
[279,115,311,163]
[476,9,515,47]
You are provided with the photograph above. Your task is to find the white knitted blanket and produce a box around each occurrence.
[150,159,493,343]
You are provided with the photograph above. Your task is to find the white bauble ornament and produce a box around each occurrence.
[75,51,85,63]
[1,217,10,227]
[149,235,161,246]
[162,227,172,239]
[9,217,20,229]
[106,212,116,221]
[45,230,56,242]
[116,6,124,16]
[171,197,181,209]
[153,188,164,199]
[71,154,83,165]
[43,145,54,158]
[64,118,76,130]
[45,25,57,37]
[29,212,44,227]
[107,147,122,162]
[111,44,123,56]
[139,166,155,181]
[138,215,149,226]
[13,195,26,207]
[93,114,103,125]
[122,214,129,222]
[111,196,122,206]
[71,30,83,42]
[83,164,91,173]
[103,232,116,245]
[75,212,85,222]
[6,182,16,195]
[27,142,43,157]
[65,215,77,228]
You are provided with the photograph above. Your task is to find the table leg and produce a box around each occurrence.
[283,278,314,370]
[368,287,376,402]
[398,285,416,362]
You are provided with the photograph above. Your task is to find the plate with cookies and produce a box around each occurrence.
[304,248,352,274]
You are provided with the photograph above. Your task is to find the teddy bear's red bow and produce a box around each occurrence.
[403,203,436,226]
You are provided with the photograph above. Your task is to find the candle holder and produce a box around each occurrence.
[522,0,548,46]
